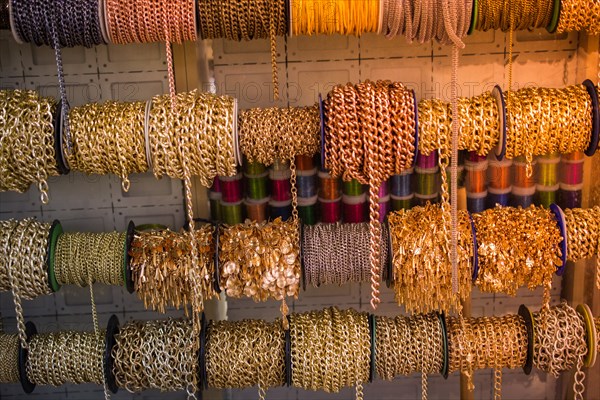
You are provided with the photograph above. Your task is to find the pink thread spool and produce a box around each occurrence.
[269,168,292,202]
[219,172,243,203]
[319,196,342,223]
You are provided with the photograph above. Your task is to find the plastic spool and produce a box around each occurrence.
[269,168,292,202]
[546,0,561,33]
[244,160,267,175]
[342,193,367,223]
[18,321,37,394]
[220,200,244,225]
[536,155,560,186]
[318,170,341,200]
[518,305,534,375]
[285,328,292,386]
[369,313,376,383]
[415,167,439,196]
[439,313,449,379]
[487,186,511,208]
[390,168,414,197]
[513,158,537,188]
[295,154,315,171]
[104,315,120,393]
[560,159,584,185]
[465,160,488,194]
[576,304,597,368]
[416,151,438,169]
[491,85,507,160]
[391,193,413,211]
[46,220,63,293]
[208,191,223,222]
[487,156,512,190]
[213,223,221,294]
[549,203,567,276]
[467,0,478,34]
[219,173,243,203]
[244,197,269,222]
[510,185,536,208]
[269,198,292,221]
[378,195,391,222]
[343,178,365,196]
[233,98,242,167]
[124,221,135,293]
[582,79,599,156]
[298,195,318,225]
[319,196,342,223]
[143,99,153,171]
[245,171,269,200]
[378,181,390,198]
[562,151,585,162]
[296,168,318,198]
[53,100,69,175]
[558,183,584,209]
[535,184,559,208]
[468,212,479,281]
[467,190,487,213]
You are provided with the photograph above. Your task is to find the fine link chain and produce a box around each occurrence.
[563,207,600,290]
[0,333,20,383]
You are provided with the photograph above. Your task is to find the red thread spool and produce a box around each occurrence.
[561,151,585,162]
[513,158,537,188]
[465,160,488,193]
[219,173,243,202]
[488,157,512,190]
[560,160,584,185]
[269,168,292,202]
[319,196,342,223]
[295,154,315,171]
[342,194,367,223]
[211,176,221,192]
[318,170,341,200]
[467,152,487,163]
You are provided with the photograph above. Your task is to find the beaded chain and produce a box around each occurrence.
[382,0,473,44]
[67,101,148,192]
[112,319,198,398]
[375,313,444,400]
[0,332,20,383]
[388,203,473,314]
[418,91,500,157]
[219,218,300,328]
[197,0,286,100]
[533,303,588,400]
[206,319,285,399]
[556,0,600,35]
[473,205,562,308]
[129,226,216,315]
[448,315,528,396]
[0,90,58,204]
[475,0,554,31]
[324,80,416,309]
[505,85,592,177]
[0,219,52,349]
[289,307,370,400]
[291,0,379,36]
[563,207,600,290]
[302,222,389,287]
[54,232,126,288]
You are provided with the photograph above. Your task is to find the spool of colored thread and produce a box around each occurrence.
[414,192,439,207]
[342,193,367,223]
[444,166,466,189]
[513,158,537,188]
[558,183,583,209]
[298,195,318,225]
[211,176,221,193]
[561,151,585,162]
[295,154,315,170]
[391,194,413,211]
[536,155,560,186]
[390,168,414,197]
[465,160,488,193]
[209,191,222,222]
[245,171,269,200]
[272,159,289,172]
[510,185,536,208]
[297,168,318,198]
[269,168,292,202]
[415,167,439,196]
[416,151,438,169]
[535,184,559,208]
[467,190,487,213]
[378,181,390,198]
[244,160,267,175]
[343,178,365,196]
[244,197,269,222]
[378,194,391,222]
[560,159,584,185]
[318,170,341,200]
[466,152,487,163]
[220,200,244,225]
[319,196,342,223]
[487,157,512,190]
[269,199,292,221]
[487,186,511,208]
[219,173,243,203]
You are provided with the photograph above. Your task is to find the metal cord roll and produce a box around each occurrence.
[0,332,19,383]
[475,0,554,31]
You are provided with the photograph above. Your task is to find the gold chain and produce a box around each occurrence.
[556,0,600,35]
[564,206,600,290]
[0,90,58,204]
[0,333,20,383]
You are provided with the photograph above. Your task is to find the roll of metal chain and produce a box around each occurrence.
[475,0,554,31]
[0,332,20,383]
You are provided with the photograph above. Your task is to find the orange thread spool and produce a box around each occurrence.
[513,158,537,188]
[318,170,341,200]
[488,158,512,190]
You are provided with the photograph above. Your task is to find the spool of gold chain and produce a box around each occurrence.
[556,0,600,35]
[475,0,554,31]
[563,207,600,290]
[0,332,20,383]
[0,90,58,204]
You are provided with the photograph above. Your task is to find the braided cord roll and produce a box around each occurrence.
[291,0,380,36]
[476,0,555,31]
[324,80,416,309]
[0,90,58,203]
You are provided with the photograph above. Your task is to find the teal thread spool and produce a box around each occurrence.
[245,171,269,199]
[221,200,243,225]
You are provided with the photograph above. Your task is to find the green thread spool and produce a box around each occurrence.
[221,200,244,225]
[535,184,559,208]
[244,160,267,175]
[245,171,269,199]
[272,159,289,172]
[414,192,439,206]
[415,167,439,196]
[391,194,413,211]
[536,155,560,186]
[342,179,365,196]
[298,195,318,225]
[209,191,222,222]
